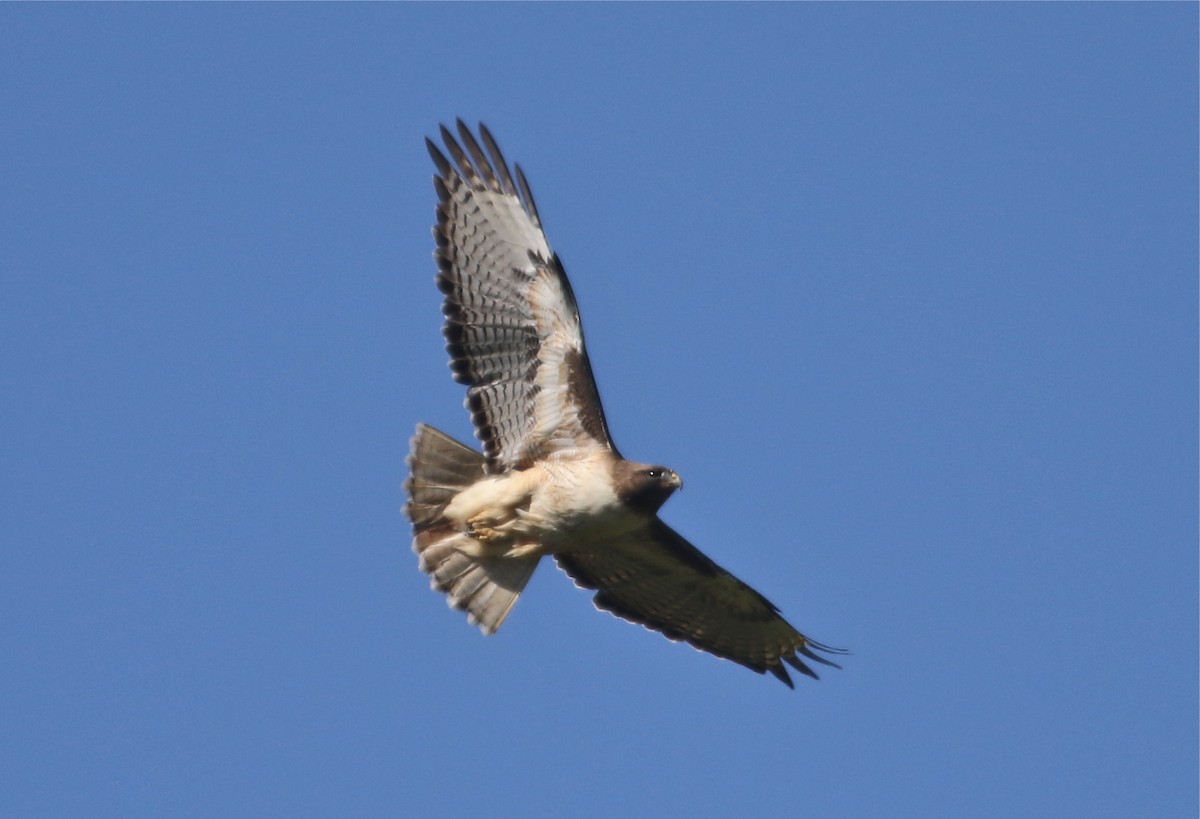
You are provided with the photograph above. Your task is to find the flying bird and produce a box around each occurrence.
[406,121,844,687]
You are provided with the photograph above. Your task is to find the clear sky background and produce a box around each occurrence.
[2,5,1196,818]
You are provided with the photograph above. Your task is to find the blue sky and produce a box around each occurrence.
[2,5,1196,818]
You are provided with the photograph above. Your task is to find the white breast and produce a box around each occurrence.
[528,456,642,546]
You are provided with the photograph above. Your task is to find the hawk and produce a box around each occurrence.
[406,121,844,687]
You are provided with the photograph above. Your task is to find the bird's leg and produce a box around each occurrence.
[506,541,544,559]
[465,512,505,543]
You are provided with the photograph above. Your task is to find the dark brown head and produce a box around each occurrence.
[612,460,683,515]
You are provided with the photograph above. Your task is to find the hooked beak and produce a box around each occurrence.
[668,471,684,490]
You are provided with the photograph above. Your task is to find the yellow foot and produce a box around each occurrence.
[466,515,503,542]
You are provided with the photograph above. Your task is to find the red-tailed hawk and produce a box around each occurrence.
[406,121,844,687]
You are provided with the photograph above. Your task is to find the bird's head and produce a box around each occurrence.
[614,461,683,514]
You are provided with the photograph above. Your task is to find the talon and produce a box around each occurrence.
[466,515,502,542]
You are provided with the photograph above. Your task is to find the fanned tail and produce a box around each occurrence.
[405,424,538,634]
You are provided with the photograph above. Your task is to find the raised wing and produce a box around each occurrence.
[555,521,846,687]
[429,120,616,472]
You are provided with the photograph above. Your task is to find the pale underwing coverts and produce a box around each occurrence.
[405,120,844,687]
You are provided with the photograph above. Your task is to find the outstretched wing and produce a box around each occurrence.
[555,521,846,687]
[429,120,616,472]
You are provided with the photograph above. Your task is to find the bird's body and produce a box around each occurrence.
[442,453,646,556]
[406,121,844,687]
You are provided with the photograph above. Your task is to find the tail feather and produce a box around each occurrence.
[405,424,538,635]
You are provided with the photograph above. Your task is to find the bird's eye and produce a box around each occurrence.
[646,469,661,478]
